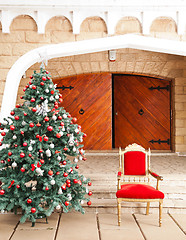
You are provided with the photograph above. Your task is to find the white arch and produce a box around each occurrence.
[1,33,186,122]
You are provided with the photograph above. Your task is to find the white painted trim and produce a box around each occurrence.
[1,34,186,122]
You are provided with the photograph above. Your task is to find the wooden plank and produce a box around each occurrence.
[12,213,59,240]
[53,73,112,150]
[134,213,186,240]
[114,75,171,150]
[56,212,99,240]
[0,214,20,240]
[99,213,144,240]
[170,213,186,235]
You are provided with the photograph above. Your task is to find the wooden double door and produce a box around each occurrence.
[54,74,171,150]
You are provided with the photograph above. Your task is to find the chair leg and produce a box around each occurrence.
[159,200,163,227]
[117,199,121,226]
[146,202,150,215]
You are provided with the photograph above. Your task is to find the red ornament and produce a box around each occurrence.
[59,98,63,103]
[1,160,4,163]
[8,152,12,156]
[10,111,15,115]
[1,132,6,136]
[16,104,20,108]
[36,123,41,127]
[27,199,32,204]
[29,123,35,128]
[43,136,49,142]
[0,189,5,195]
[56,171,60,175]
[45,186,49,191]
[40,97,44,100]
[21,131,24,135]
[88,182,92,186]
[14,116,19,120]
[63,147,68,151]
[40,159,44,164]
[42,76,46,81]
[40,82,44,86]
[46,71,49,74]
[88,191,92,196]
[30,75,33,79]
[36,134,40,138]
[67,133,70,137]
[20,96,23,99]
[63,172,68,177]
[60,122,64,126]
[83,157,87,161]
[66,179,71,184]
[10,125,15,130]
[68,114,71,118]
[87,201,92,206]
[21,167,25,172]
[47,126,53,131]
[32,85,37,90]
[47,76,50,79]
[72,117,77,123]
[31,98,35,102]
[83,133,87,138]
[61,184,66,190]
[16,185,20,189]
[24,112,27,116]
[56,133,61,138]
[73,179,78,184]
[32,107,37,112]
[31,207,36,213]
[44,116,49,122]
[39,149,43,153]
[20,152,25,158]
[14,144,18,147]
[67,184,71,188]
[28,153,32,157]
[23,142,27,147]
[51,90,54,95]
[62,160,67,165]
[75,165,79,169]
[65,201,69,206]
[58,116,62,120]
[0,143,2,146]
[48,170,53,176]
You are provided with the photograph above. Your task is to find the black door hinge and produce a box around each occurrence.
[149,139,170,145]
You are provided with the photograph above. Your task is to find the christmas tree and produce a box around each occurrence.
[0,68,92,226]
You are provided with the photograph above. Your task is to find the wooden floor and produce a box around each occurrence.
[1,211,186,240]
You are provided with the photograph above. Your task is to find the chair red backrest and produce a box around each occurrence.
[124,151,146,175]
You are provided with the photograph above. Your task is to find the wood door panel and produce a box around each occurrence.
[114,75,171,150]
[53,73,112,150]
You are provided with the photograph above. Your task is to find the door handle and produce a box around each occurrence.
[138,109,144,115]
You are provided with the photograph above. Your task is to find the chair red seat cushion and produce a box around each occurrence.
[116,184,164,199]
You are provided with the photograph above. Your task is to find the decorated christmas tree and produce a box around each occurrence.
[0,68,92,226]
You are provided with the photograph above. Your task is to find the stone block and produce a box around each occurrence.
[72,62,83,74]
[90,52,107,62]
[26,31,51,43]
[0,56,19,68]
[120,53,136,62]
[0,43,12,56]
[175,86,184,94]
[74,54,90,62]
[143,62,155,74]
[176,128,186,136]
[117,61,126,72]
[168,69,183,78]
[152,62,166,75]
[99,62,109,72]
[175,77,186,86]
[0,32,25,43]
[51,31,75,43]
[81,62,91,73]
[80,17,107,32]
[45,16,72,32]
[175,136,184,144]
[126,61,135,72]
[175,95,186,103]
[115,16,141,35]
[175,103,184,111]
[12,43,44,56]
[62,62,76,75]
[90,62,100,72]
[134,61,145,73]
[76,32,107,41]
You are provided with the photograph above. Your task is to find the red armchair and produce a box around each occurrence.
[116,143,164,227]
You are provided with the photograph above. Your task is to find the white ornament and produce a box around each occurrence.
[86,188,89,193]
[28,146,33,151]
[50,96,54,101]
[50,143,54,148]
[62,127,65,131]
[55,95,59,99]
[73,147,77,152]
[13,135,17,140]
[79,155,83,161]
[50,179,55,185]
[59,131,64,136]
[45,89,49,93]
[54,84,57,88]
[2,120,8,125]
[22,121,26,126]
[67,193,72,200]
[1,210,5,214]
[63,114,67,118]
[36,99,50,116]
[75,128,79,133]
[56,205,61,210]
[29,84,32,88]
[12,161,17,168]
[80,200,84,205]
[37,91,39,94]
[52,115,57,121]
[30,140,35,145]
[58,188,63,194]
[49,84,53,88]
[36,167,44,176]
[83,177,87,181]
[46,149,51,157]
[57,156,61,161]
[73,158,78,163]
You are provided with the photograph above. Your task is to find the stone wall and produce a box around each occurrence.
[1,15,186,152]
